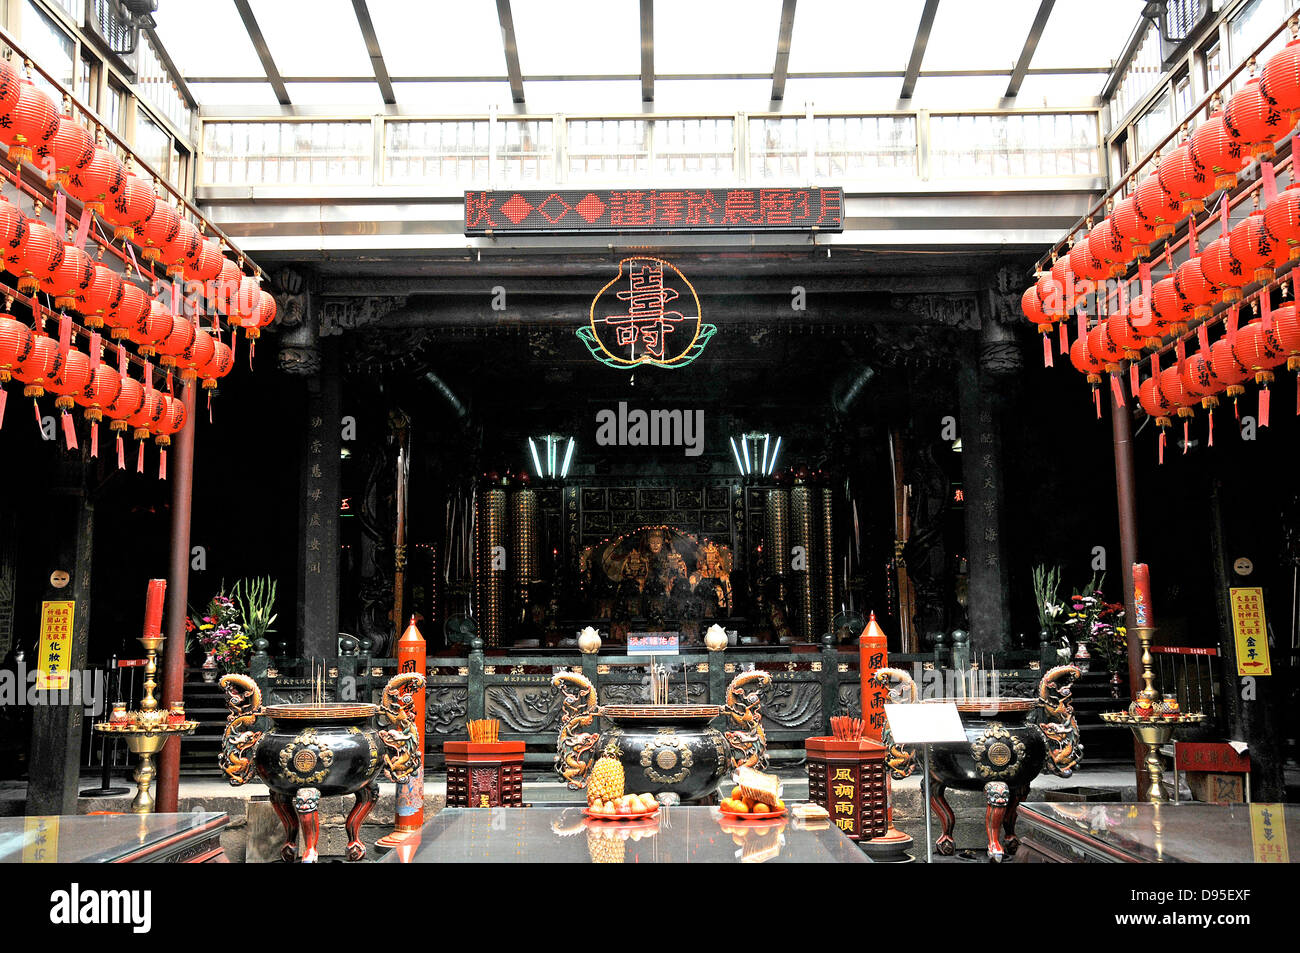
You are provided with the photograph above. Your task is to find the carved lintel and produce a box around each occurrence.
[891,293,981,330]
[320,296,409,337]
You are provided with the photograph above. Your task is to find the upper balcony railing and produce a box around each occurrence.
[196,107,1105,195]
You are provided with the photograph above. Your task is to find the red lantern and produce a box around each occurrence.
[154,313,196,368]
[40,243,94,312]
[1087,321,1125,373]
[0,315,32,426]
[1174,256,1218,319]
[180,328,215,384]
[1263,182,1300,262]
[0,58,23,120]
[72,360,120,458]
[1087,219,1125,277]
[1150,276,1190,336]
[101,171,156,243]
[0,75,59,165]
[12,218,60,295]
[1051,256,1079,309]
[0,200,29,287]
[198,337,234,389]
[232,276,261,333]
[1138,373,1176,461]
[46,346,90,446]
[186,237,224,285]
[104,279,150,341]
[209,258,243,316]
[1262,35,1300,123]
[1228,209,1277,283]
[11,332,58,397]
[1234,320,1288,426]
[1069,334,1106,417]
[73,263,124,329]
[1199,235,1249,302]
[1210,336,1252,407]
[159,218,200,279]
[1189,107,1244,191]
[1135,174,1183,240]
[1069,237,1108,287]
[1159,142,1211,214]
[152,393,187,447]
[37,113,95,190]
[1182,352,1224,418]
[125,387,166,472]
[1158,364,1199,450]
[136,198,179,264]
[1104,312,1147,359]
[1225,75,1285,159]
[1112,195,1157,258]
[65,147,125,216]
[253,290,277,331]
[1126,293,1166,345]
[102,373,144,469]
[129,299,175,357]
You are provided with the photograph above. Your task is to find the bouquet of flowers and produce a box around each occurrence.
[189,587,252,674]
[1064,574,1127,672]
[1031,564,1068,641]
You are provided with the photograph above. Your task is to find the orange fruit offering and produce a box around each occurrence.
[753,802,770,813]
[730,786,743,800]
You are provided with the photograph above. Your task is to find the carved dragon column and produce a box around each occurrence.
[790,477,815,642]
[475,478,508,647]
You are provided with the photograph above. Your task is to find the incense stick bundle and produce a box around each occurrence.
[468,718,500,744]
[829,716,864,741]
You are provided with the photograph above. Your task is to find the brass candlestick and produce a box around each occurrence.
[1101,626,1204,803]
[94,633,197,814]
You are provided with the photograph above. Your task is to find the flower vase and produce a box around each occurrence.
[1109,670,1123,699]
[202,652,218,683]
[1072,642,1092,674]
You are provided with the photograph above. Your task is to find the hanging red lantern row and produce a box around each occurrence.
[104,278,150,341]
[149,393,187,478]
[1234,319,1288,425]
[11,331,58,399]
[65,146,125,217]
[73,263,124,328]
[1189,99,1245,191]
[1174,255,1218,319]
[100,169,156,243]
[102,373,144,469]
[128,298,174,357]
[1224,73,1284,161]
[180,328,215,384]
[39,242,94,312]
[1138,375,1176,462]
[1113,193,1158,258]
[1159,141,1211,214]
[45,346,89,448]
[0,314,32,425]
[1199,235,1249,302]
[154,312,196,370]
[37,107,95,191]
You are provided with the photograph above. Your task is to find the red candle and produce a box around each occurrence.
[144,578,167,638]
[1132,563,1153,628]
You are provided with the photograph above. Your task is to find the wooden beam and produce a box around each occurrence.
[352,0,397,105]
[770,0,797,103]
[1004,0,1056,99]
[232,0,291,106]
[900,0,941,100]
[496,0,526,104]
[640,0,654,102]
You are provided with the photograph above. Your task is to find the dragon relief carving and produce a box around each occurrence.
[486,685,563,732]
[426,686,469,735]
[722,670,772,771]
[872,667,920,779]
[218,674,264,785]
[551,672,601,788]
[1034,664,1083,777]
[378,672,426,783]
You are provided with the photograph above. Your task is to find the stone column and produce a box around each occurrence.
[281,279,341,660]
[956,313,1020,652]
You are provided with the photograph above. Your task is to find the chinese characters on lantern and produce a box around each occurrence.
[1229,587,1272,676]
[464,188,844,234]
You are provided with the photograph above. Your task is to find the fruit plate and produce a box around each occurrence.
[584,805,660,821]
[718,806,788,821]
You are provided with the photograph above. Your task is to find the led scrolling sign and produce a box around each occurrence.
[463,187,844,234]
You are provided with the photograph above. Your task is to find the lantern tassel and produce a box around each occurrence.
[159,448,167,481]
[1093,385,1102,419]
[0,388,5,429]
[90,421,98,458]
[61,411,77,451]
[1110,373,1125,407]
[1183,418,1189,454]
[116,434,125,470]
[33,399,41,432]
[136,440,145,474]
[166,369,173,395]
[207,389,213,423]
[1260,387,1271,428]
[1208,410,1214,447]
[1043,334,1053,368]
[1159,429,1166,464]
[1059,321,1068,355]
[1130,361,1139,397]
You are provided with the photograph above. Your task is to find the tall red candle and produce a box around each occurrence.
[144,578,167,638]
[1131,563,1153,628]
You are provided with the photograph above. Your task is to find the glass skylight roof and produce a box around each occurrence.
[150,0,1144,112]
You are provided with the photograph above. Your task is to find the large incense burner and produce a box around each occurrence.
[551,670,770,804]
[218,673,424,863]
[874,665,1082,862]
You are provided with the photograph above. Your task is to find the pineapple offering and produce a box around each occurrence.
[586,742,658,816]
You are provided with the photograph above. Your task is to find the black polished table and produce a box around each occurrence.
[0,812,229,863]
[380,806,869,863]
[1016,801,1296,863]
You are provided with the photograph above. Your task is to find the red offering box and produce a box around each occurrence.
[444,740,525,808]
[805,736,889,841]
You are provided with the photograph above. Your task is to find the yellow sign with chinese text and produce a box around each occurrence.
[22,816,58,863]
[1229,588,1271,676]
[37,600,75,689]
[1250,804,1288,863]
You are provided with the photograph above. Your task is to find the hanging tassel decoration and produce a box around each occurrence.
[1110,372,1126,407]
[1043,333,1053,368]
[61,410,77,450]
[73,206,92,250]
[159,448,167,481]
[90,421,98,458]
[0,388,6,428]
[136,440,145,474]
[1198,322,1210,354]
[1262,290,1273,333]
[1175,337,1187,376]
[1183,418,1190,454]
[1262,159,1279,204]
[1260,386,1271,427]
[1208,409,1214,447]
[1130,360,1140,397]
[1159,429,1166,464]
[1094,384,1102,419]
[116,434,125,470]
[1227,304,1239,345]
[1059,320,1069,355]
[1189,213,1199,257]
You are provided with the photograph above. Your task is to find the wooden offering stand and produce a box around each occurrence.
[445,719,524,807]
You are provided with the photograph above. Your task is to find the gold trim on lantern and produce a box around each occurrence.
[1255,370,1274,385]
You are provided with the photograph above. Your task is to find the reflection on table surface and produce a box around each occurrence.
[0,812,229,863]
[1020,801,1296,863]
[379,806,869,863]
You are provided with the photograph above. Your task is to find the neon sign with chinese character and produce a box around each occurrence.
[577,257,715,370]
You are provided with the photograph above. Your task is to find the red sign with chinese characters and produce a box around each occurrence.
[464,188,844,234]
[1174,742,1250,774]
